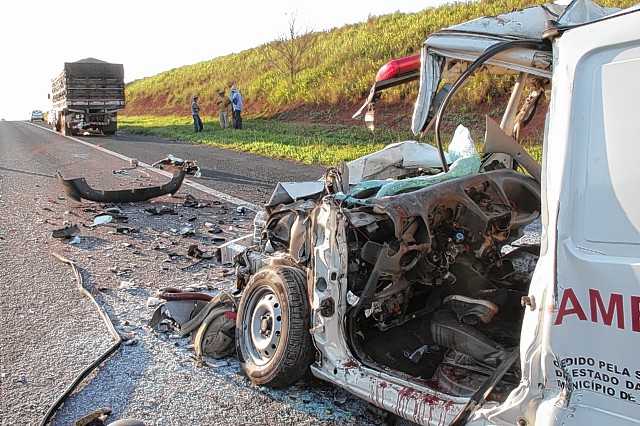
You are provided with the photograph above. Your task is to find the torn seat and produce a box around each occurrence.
[430,308,507,367]
[443,295,499,325]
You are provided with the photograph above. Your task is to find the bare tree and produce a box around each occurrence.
[265,12,320,86]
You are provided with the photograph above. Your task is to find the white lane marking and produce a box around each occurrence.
[29,122,261,212]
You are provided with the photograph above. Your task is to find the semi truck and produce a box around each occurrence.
[50,58,125,136]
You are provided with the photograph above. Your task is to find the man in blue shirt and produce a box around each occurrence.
[229,85,243,129]
[191,95,203,132]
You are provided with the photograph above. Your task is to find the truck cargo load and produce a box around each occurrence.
[50,58,125,136]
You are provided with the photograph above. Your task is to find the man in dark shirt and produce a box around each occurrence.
[191,95,203,132]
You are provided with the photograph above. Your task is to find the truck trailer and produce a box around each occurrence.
[50,58,125,136]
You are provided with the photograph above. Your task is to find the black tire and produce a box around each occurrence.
[236,265,315,388]
[102,121,117,135]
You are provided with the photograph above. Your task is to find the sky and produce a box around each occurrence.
[0,0,454,121]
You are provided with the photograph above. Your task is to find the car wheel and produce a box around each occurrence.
[236,265,314,388]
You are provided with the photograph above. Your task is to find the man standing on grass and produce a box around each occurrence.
[230,85,243,129]
[216,89,231,128]
[191,95,204,132]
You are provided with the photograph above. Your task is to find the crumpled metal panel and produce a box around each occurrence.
[347,140,448,185]
[411,51,445,136]
[411,0,622,134]
[367,168,540,245]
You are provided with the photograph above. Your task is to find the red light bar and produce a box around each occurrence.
[375,54,421,82]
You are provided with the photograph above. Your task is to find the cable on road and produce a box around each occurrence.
[40,253,123,426]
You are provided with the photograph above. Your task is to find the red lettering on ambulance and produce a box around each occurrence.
[632,296,640,332]
[555,288,587,325]
[589,289,624,328]
[555,289,640,332]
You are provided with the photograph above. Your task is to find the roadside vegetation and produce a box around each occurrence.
[121,0,632,166]
[119,116,414,165]
[118,115,543,166]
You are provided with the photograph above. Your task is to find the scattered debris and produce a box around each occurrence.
[146,297,163,308]
[109,266,133,276]
[73,407,146,426]
[73,406,112,426]
[122,333,139,346]
[187,244,215,259]
[51,224,80,239]
[119,281,137,290]
[145,205,176,215]
[92,215,113,226]
[182,194,199,208]
[156,289,238,359]
[151,155,201,177]
[403,344,431,363]
[205,223,223,234]
[116,225,138,234]
[105,206,129,222]
[147,304,175,332]
[179,225,194,236]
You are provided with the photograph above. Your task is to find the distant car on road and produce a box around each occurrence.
[30,110,44,121]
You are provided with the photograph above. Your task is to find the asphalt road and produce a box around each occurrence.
[0,121,382,426]
[32,121,327,208]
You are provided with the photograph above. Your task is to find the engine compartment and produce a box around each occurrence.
[340,169,540,399]
[255,167,541,399]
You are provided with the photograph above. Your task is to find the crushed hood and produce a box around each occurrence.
[412,0,621,134]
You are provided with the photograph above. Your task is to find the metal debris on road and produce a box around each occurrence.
[145,205,176,215]
[51,224,80,239]
[151,155,201,177]
[187,244,215,260]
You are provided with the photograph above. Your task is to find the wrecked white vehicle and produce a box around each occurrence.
[227,1,640,424]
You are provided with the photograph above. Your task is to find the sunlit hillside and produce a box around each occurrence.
[124,0,635,123]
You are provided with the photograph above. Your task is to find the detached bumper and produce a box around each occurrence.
[56,165,188,203]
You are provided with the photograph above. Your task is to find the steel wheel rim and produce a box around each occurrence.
[244,286,283,366]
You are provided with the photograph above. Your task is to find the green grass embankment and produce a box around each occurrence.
[119,115,543,167]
